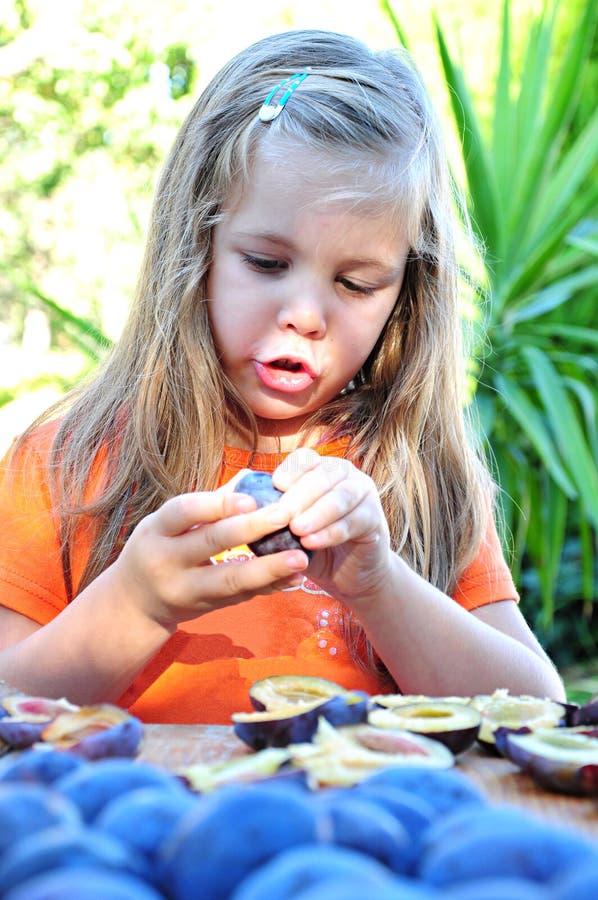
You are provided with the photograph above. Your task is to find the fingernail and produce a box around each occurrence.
[288,551,309,570]
[235,496,256,513]
[265,504,289,527]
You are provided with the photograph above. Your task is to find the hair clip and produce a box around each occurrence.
[258,71,310,122]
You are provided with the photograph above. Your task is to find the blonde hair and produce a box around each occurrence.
[19,29,492,674]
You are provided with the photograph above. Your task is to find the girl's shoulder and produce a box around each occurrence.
[2,416,62,469]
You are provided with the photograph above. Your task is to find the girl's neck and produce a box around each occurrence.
[225,418,324,455]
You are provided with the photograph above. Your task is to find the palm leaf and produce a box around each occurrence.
[434,16,503,261]
[523,346,598,528]
[494,373,576,497]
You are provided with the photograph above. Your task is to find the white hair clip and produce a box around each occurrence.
[258,71,310,122]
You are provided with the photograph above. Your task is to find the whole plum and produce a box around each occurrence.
[360,765,486,815]
[160,782,324,900]
[350,784,437,873]
[230,844,400,900]
[313,791,413,875]
[3,864,163,900]
[419,819,598,886]
[552,859,598,900]
[0,782,81,856]
[96,784,199,870]
[0,747,88,786]
[235,471,312,558]
[442,876,550,900]
[0,823,151,895]
[292,874,440,900]
[55,758,189,823]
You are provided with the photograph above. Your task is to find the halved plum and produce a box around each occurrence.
[371,693,471,709]
[182,748,291,793]
[41,704,143,759]
[569,694,598,726]
[368,701,481,755]
[1,695,78,721]
[469,690,567,750]
[496,725,598,796]
[287,718,454,787]
[233,692,368,750]
[248,675,363,712]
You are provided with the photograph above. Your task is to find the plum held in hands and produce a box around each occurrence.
[235,471,313,559]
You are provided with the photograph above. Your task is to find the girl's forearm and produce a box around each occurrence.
[356,555,566,702]
[0,567,173,705]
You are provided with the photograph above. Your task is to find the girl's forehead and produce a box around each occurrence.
[227,138,404,222]
[222,134,425,247]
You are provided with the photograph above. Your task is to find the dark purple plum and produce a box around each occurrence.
[235,471,312,558]
[569,694,598,726]
[0,747,88,785]
[0,824,151,894]
[360,764,486,814]
[3,866,164,900]
[0,719,48,749]
[0,782,82,856]
[160,783,324,900]
[55,758,189,822]
[368,701,481,755]
[41,706,144,759]
[313,791,413,874]
[232,692,368,750]
[228,844,398,900]
[496,726,598,796]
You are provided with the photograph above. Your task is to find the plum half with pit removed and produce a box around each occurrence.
[235,471,312,559]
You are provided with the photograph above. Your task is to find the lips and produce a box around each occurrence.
[253,356,316,394]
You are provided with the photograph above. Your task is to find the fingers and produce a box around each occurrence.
[176,546,309,606]
[272,451,381,549]
[152,491,257,538]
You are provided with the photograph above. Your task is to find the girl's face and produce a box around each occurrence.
[207,144,409,448]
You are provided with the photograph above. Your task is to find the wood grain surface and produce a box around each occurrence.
[138,723,598,840]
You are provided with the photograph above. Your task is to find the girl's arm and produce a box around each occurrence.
[0,487,310,704]
[275,450,566,702]
[351,558,566,701]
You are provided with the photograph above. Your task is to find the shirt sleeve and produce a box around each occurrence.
[452,514,519,611]
[0,427,69,624]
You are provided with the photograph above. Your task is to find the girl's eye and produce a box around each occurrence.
[242,254,286,272]
[336,276,375,297]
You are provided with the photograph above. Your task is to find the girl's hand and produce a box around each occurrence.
[107,480,310,630]
[272,449,393,607]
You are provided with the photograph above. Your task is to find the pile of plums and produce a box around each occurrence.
[0,747,597,899]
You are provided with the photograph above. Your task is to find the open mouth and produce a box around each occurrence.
[268,358,305,373]
[253,358,316,394]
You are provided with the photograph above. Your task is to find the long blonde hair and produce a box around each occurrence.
[19,30,492,670]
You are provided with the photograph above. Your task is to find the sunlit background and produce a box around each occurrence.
[0,0,546,450]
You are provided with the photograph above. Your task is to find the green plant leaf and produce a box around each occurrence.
[505,265,598,325]
[492,0,515,206]
[523,107,598,257]
[434,17,503,260]
[494,373,576,497]
[523,346,598,528]
[533,323,598,346]
[506,0,598,254]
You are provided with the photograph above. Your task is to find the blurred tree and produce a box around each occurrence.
[0,0,197,378]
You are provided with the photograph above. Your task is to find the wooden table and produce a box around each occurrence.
[138,724,598,841]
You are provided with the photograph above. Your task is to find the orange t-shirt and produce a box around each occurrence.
[0,422,518,724]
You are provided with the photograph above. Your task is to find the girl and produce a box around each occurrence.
[0,30,564,723]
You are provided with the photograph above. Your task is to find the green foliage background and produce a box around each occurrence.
[1,0,597,671]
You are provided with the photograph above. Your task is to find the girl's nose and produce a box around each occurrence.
[276,291,327,338]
